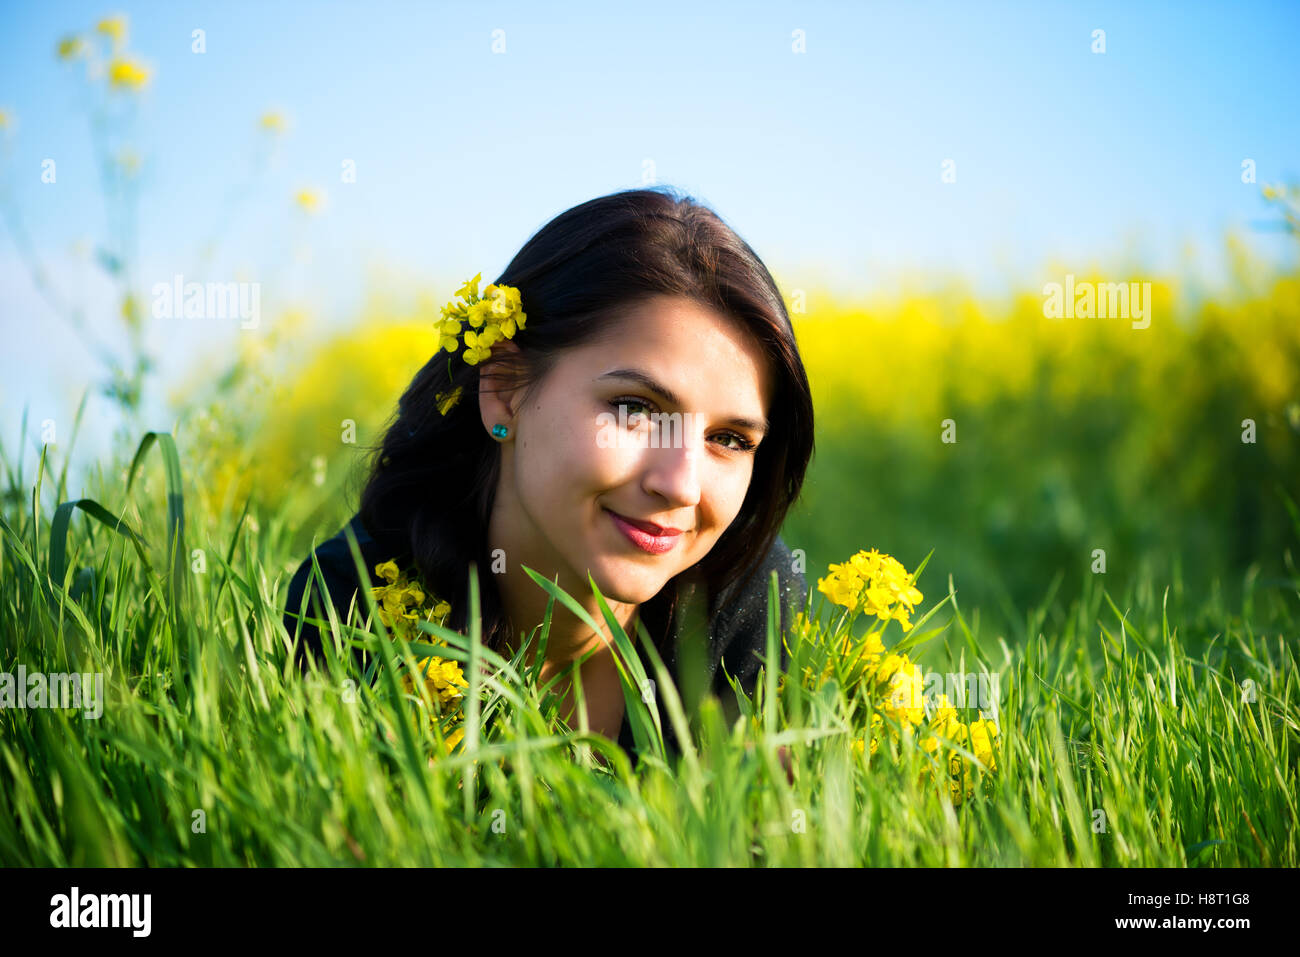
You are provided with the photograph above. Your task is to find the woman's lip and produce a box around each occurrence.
[605,509,682,554]
[605,509,682,536]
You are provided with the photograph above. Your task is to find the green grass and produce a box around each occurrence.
[0,427,1297,866]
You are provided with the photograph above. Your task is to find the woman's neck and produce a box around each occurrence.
[500,580,639,670]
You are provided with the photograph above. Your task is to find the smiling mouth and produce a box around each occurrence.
[604,508,684,554]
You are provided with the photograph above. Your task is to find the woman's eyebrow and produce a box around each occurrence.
[596,368,769,436]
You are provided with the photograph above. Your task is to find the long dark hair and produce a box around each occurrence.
[358,186,815,660]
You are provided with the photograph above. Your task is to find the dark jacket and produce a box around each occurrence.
[282,512,806,763]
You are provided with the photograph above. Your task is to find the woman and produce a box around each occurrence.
[282,186,815,762]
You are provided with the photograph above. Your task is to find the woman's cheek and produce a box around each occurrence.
[717,468,753,521]
[589,421,646,476]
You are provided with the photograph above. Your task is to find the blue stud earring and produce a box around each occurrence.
[491,424,509,439]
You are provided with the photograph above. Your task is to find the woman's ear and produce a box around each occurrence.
[478,339,525,435]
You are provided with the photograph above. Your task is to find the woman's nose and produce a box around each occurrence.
[641,432,702,508]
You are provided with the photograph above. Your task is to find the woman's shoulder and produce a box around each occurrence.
[655,532,806,697]
[287,514,384,589]
[623,532,805,760]
[708,531,806,660]
[283,512,407,662]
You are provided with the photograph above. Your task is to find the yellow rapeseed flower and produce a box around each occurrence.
[371,559,452,642]
[817,548,923,631]
[435,386,463,416]
[929,692,958,727]
[107,57,151,91]
[401,654,468,715]
[437,274,526,365]
[121,293,141,328]
[115,148,141,178]
[879,655,926,726]
[436,318,462,353]
[295,189,322,213]
[456,272,482,301]
[97,14,127,48]
[260,111,286,133]
[371,558,467,734]
[465,298,492,329]
[968,717,999,771]
[57,35,86,60]
[780,548,999,804]
[441,724,466,754]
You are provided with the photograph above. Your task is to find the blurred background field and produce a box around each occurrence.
[158,242,1300,644]
[786,256,1300,634]
[2,2,1298,646]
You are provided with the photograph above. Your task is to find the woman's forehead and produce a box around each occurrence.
[572,296,774,409]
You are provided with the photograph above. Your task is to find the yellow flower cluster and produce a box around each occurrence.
[107,57,150,90]
[57,36,86,60]
[791,620,928,731]
[54,15,152,92]
[295,189,323,214]
[793,549,1000,806]
[372,559,452,642]
[817,548,924,631]
[435,272,527,370]
[918,698,1000,805]
[96,15,127,48]
[372,560,468,752]
[791,611,888,689]
[849,687,1000,806]
[260,111,287,133]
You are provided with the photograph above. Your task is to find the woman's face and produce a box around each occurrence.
[483,294,773,612]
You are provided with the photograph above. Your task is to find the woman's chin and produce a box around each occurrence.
[587,560,670,606]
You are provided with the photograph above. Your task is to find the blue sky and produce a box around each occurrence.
[1,0,1298,473]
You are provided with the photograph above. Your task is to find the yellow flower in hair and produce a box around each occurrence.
[465,323,507,364]
[484,283,519,318]
[435,386,463,416]
[437,318,462,354]
[466,299,492,328]
[456,272,482,301]
[436,273,527,366]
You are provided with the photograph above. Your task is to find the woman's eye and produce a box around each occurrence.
[611,398,652,423]
[717,432,758,453]
[608,398,757,454]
